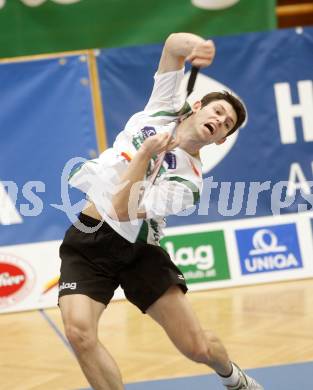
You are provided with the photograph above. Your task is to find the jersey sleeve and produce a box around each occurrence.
[114,68,193,162]
[140,178,200,219]
[144,68,186,115]
[121,68,191,140]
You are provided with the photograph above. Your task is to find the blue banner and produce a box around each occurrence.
[0,55,98,246]
[235,223,303,275]
[97,27,313,227]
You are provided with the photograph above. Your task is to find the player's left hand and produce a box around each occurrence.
[141,132,179,158]
[186,40,215,68]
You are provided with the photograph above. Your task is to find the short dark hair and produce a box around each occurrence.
[200,91,247,137]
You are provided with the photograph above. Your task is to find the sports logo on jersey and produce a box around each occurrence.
[141,126,156,138]
[164,152,177,169]
[235,224,303,275]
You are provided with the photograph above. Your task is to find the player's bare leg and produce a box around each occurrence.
[147,286,263,389]
[59,294,124,390]
[146,285,232,375]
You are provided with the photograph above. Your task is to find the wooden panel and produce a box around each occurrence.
[277,1,313,28]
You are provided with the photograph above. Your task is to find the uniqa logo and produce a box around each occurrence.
[0,0,82,9]
[164,241,214,271]
[244,229,299,272]
[0,253,36,308]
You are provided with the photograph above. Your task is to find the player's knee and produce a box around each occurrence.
[64,319,97,352]
[187,341,214,364]
[181,331,214,364]
[204,329,220,342]
[189,330,224,366]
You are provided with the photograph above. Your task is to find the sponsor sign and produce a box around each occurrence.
[98,28,313,228]
[236,223,303,275]
[0,54,97,247]
[0,253,36,308]
[161,230,230,284]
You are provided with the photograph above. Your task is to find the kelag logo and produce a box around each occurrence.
[161,230,230,284]
[236,224,303,275]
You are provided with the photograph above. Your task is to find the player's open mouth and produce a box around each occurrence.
[204,123,214,135]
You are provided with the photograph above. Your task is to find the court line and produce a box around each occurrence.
[77,360,313,389]
[38,308,74,355]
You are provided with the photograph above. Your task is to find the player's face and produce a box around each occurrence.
[193,99,238,145]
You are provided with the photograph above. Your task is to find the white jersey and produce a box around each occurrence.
[69,68,203,245]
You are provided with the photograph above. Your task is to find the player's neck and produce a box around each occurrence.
[176,116,203,157]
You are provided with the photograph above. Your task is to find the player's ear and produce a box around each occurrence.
[192,100,202,112]
[215,137,226,145]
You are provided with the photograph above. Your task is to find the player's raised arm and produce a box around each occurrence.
[157,32,215,74]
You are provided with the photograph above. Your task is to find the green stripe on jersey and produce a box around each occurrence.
[136,221,149,243]
[68,160,97,181]
[168,176,200,204]
[150,102,191,118]
[68,163,84,181]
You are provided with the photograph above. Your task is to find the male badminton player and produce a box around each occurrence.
[58,32,263,390]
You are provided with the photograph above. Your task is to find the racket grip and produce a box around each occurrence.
[187,66,199,97]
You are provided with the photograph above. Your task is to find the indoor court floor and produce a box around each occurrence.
[2,278,313,390]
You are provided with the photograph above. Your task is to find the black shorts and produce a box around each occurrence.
[59,213,187,313]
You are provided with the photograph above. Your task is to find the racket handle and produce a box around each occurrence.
[187,66,199,97]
